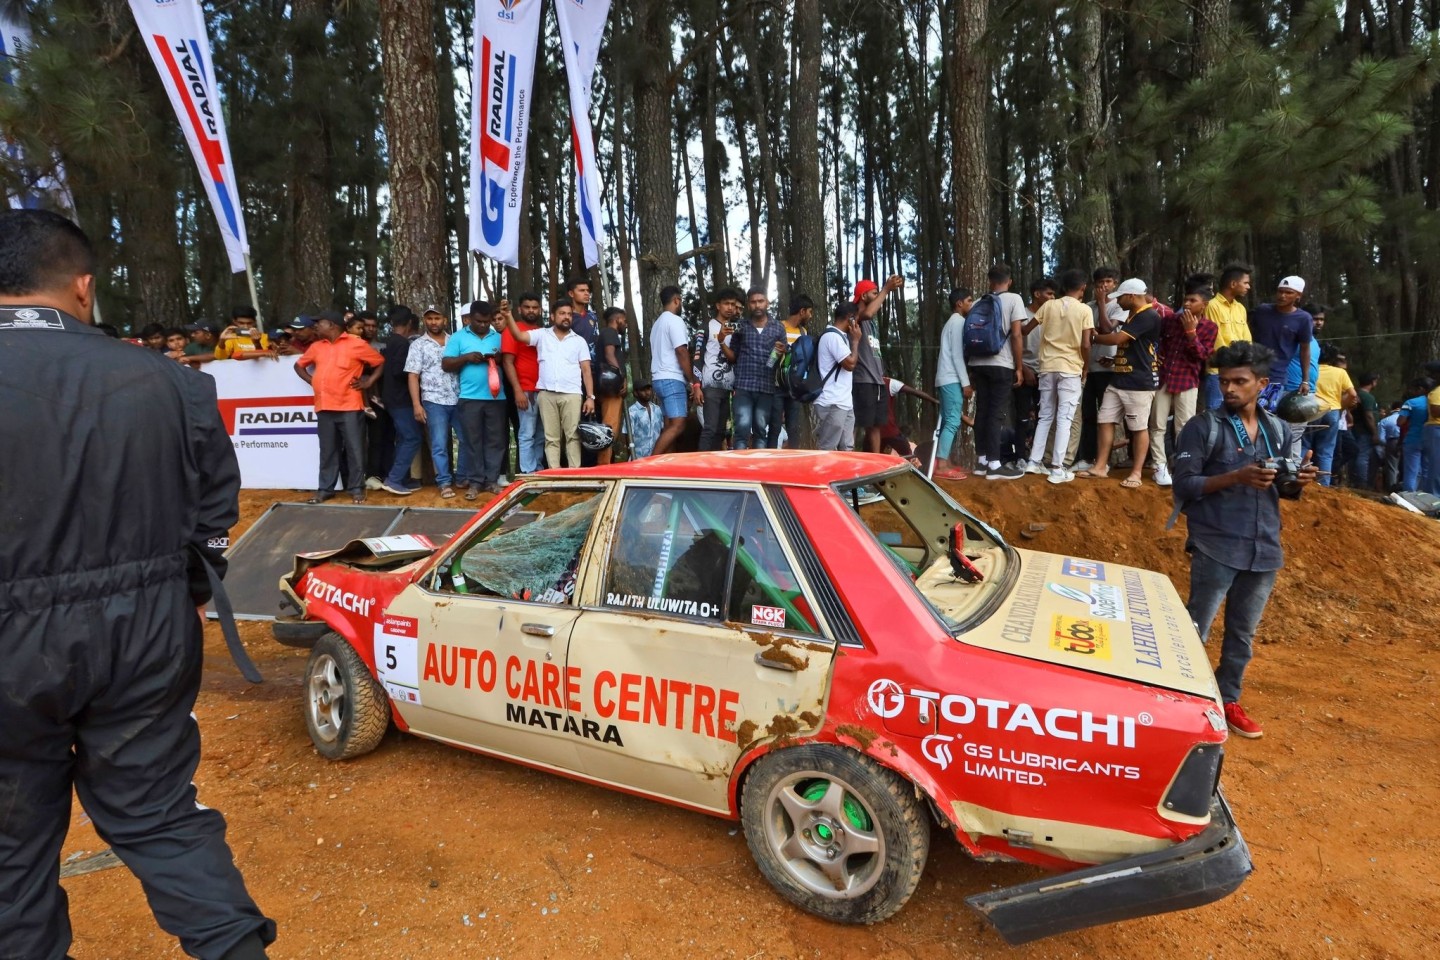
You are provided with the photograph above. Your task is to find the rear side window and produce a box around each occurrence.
[603,488,818,635]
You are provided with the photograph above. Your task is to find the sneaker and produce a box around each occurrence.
[987,464,1025,481]
[379,480,413,496]
[1224,702,1263,739]
[1047,468,1075,484]
[972,464,988,477]
[495,475,509,486]
[1072,460,1093,473]
[364,475,384,491]
[1023,460,1048,476]
[1154,465,1172,487]
[404,477,422,490]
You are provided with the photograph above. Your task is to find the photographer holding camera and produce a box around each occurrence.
[1170,340,1318,740]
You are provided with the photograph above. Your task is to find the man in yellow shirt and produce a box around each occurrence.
[1203,264,1252,410]
[214,305,272,360]
[1304,347,1357,487]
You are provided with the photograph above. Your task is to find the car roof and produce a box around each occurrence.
[531,450,908,488]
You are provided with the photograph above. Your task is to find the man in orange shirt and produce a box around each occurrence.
[294,310,384,503]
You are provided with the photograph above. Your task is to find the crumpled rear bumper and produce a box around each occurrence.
[965,791,1252,945]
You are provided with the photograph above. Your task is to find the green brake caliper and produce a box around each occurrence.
[801,780,872,834]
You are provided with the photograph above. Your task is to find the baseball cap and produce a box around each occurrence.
[288,314,315,329]
[1114,278,1148,297]
[852,279,878,302]
[422,304,447,317]
[184,322,219,335]
[1278,275,1306,293]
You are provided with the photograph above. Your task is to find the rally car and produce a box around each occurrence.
[277,451,1250,944]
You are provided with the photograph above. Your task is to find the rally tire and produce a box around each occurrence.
[740,745,930,924]
[271,616,331,648]
[304,633,390,761]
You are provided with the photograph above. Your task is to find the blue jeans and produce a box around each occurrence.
[732,389,773,450]
[1351,437,1378,489]
[1303,410,1340,486]
[422,400,463,488]
[938,383,965,464]
[384,404,426,488]
[516,391,544,473]
[1427,425,1440,496]
[1202,373,1223,411]
[1186,549,1278,704]
[1402,445,1424,491]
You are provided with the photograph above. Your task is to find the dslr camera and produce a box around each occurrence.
[1257,457,1304,500]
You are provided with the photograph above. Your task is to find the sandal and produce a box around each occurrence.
[934,468,970,480]
[465,487,480,501]
[1119,476,1142,489]
[1076,469,1108,480]
[351,492,367,503]
[440,486,456,499]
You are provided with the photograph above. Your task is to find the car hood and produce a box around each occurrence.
[957,549,1220,702]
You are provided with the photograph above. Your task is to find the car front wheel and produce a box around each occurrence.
[304,632,390,760]
[740,745,931,924]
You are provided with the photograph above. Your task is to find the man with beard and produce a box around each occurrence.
[501,296,595,468]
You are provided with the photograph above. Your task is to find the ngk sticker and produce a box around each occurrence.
[750,605,786,628]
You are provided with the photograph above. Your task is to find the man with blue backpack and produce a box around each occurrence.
[964,263,1029,480]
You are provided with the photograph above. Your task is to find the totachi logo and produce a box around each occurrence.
[921,734,956,771]
[866,678,905,719]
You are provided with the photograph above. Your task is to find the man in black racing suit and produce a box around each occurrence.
[0,210,274,959]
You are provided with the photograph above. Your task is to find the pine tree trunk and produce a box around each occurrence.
[378,0,447,309]
[950,0,990,286]
[1182,0,1228,279]
[1075,2,1117,268]
[699,51,730,289]
[791,0,825,303]
[290,0,333,313]
[632,0,678,328]
[125,179,190,325]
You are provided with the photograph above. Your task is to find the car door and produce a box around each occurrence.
[379,482,610,773]
[563,483,837,813]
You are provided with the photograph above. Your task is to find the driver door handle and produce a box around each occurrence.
[521,623,556,638]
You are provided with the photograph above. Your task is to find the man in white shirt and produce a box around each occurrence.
[966,263,1028,480]
[698,287,742,450]
[501,297,594,469]
[1069,266,1124,470]
[933,287,973,479]
[814,302,862,451]
[648,285,700,456]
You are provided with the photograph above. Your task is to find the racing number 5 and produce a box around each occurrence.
[384,644,398,671]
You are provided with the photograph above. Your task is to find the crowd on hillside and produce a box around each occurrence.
[118,263,1440,502]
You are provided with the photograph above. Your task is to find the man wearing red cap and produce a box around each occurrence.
[852,275,904,453]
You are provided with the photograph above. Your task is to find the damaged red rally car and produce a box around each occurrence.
[277,451,1250,944]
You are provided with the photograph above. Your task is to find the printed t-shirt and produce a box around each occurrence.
[852,317,884,384]
[297,332,384,412]
[701,318,735,390]
[1033,296,1093,375]
[404,333,459,406]
[531,327,591,394]
[443,326,505,401]
[649,310,688,383]
[215,330,270,359]
[501,322,540,392]
[1110,307,1161,391]
[968,291,1028,370]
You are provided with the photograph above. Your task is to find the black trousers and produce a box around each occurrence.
[1011,379,1038,460]
[0,565,273,960]
[1076,371,1113,464]
[458,398,508,486]
[968,365,1014,465]
[700,387,732,451]
[317,410,366,496]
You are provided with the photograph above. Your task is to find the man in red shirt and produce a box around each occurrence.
[502,291,545,473]
[294,310,384,503]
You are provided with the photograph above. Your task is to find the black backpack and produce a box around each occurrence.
[781,330,841,402]
[961,292,1009,357]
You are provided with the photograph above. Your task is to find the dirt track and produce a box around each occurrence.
[60,478,1440,959]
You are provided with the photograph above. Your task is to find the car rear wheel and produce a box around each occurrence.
[304,633,390,761]
[740,745,930,924]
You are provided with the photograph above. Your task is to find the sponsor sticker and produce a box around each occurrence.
[1047,582,1127,623]
[1049,614,1111,660]
[750,604,786,628]
[1061,558,1106,581]
[374,616,421,705]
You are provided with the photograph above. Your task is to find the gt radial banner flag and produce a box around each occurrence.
[129,0,249,273]
[0,16,73,212]
[469,0,544,267]
[554,0,610,268]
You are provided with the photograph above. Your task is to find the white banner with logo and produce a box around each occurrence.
[468,0,544,267]
[555,0,610,269]
[0,16,73,212]
[129,0,249,273]
[204,360,318,490]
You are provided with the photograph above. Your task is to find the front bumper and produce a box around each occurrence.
[965,791,1252,945]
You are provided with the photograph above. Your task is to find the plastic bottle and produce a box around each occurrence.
[766,343,781,369]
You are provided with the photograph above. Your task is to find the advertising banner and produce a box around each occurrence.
[129,0,249,273]
[554,0,611,268]
[468,0,544,267]
[204,359,318,490]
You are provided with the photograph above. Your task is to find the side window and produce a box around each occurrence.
[603,489,741,621]
[602,488,819,635]
[437,487,602,604]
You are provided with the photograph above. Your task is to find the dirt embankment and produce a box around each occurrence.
[61,478,1440,959]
